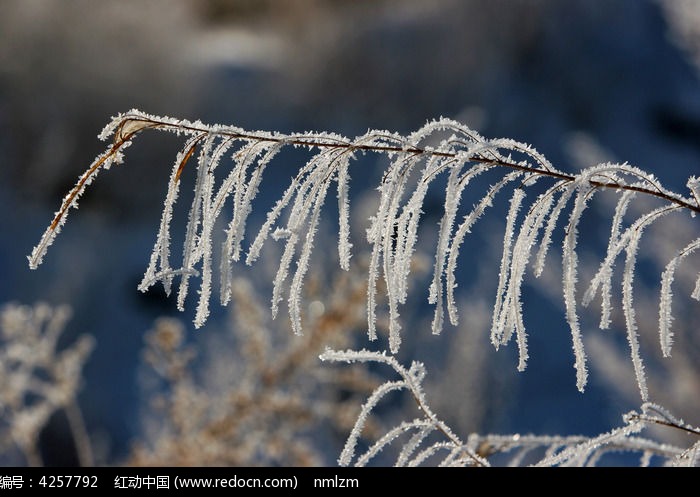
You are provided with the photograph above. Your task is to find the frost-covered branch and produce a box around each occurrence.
[321,350,699,467]
[28,109,700,399]
[320,348,488,467]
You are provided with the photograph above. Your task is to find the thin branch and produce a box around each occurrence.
[32,112,700,259]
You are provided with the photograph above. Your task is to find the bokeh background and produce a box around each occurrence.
[1,0,699,466]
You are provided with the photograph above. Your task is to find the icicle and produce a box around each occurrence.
[288,171,333,335]
[587,190,637,329]
[429,162,488,335]
[622,234,648,401]
[534,183,574,277]
[501,184,553,370]
[177,134,217,312]
[491,187,526,347]
[562,184,596,392]
[446,171,520,326]
[139,134,203,296]
[398,154,443,306]
[658,238,700,357]
[193,137,238,327]
[336,154,353,271]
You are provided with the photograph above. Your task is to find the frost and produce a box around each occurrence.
[28,110,700,404]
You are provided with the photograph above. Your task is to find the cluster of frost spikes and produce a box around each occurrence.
[28,110,700,398]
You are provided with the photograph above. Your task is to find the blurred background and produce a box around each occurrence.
[1,0,699,466]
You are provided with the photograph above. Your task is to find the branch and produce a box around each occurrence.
[28,109,700,398]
